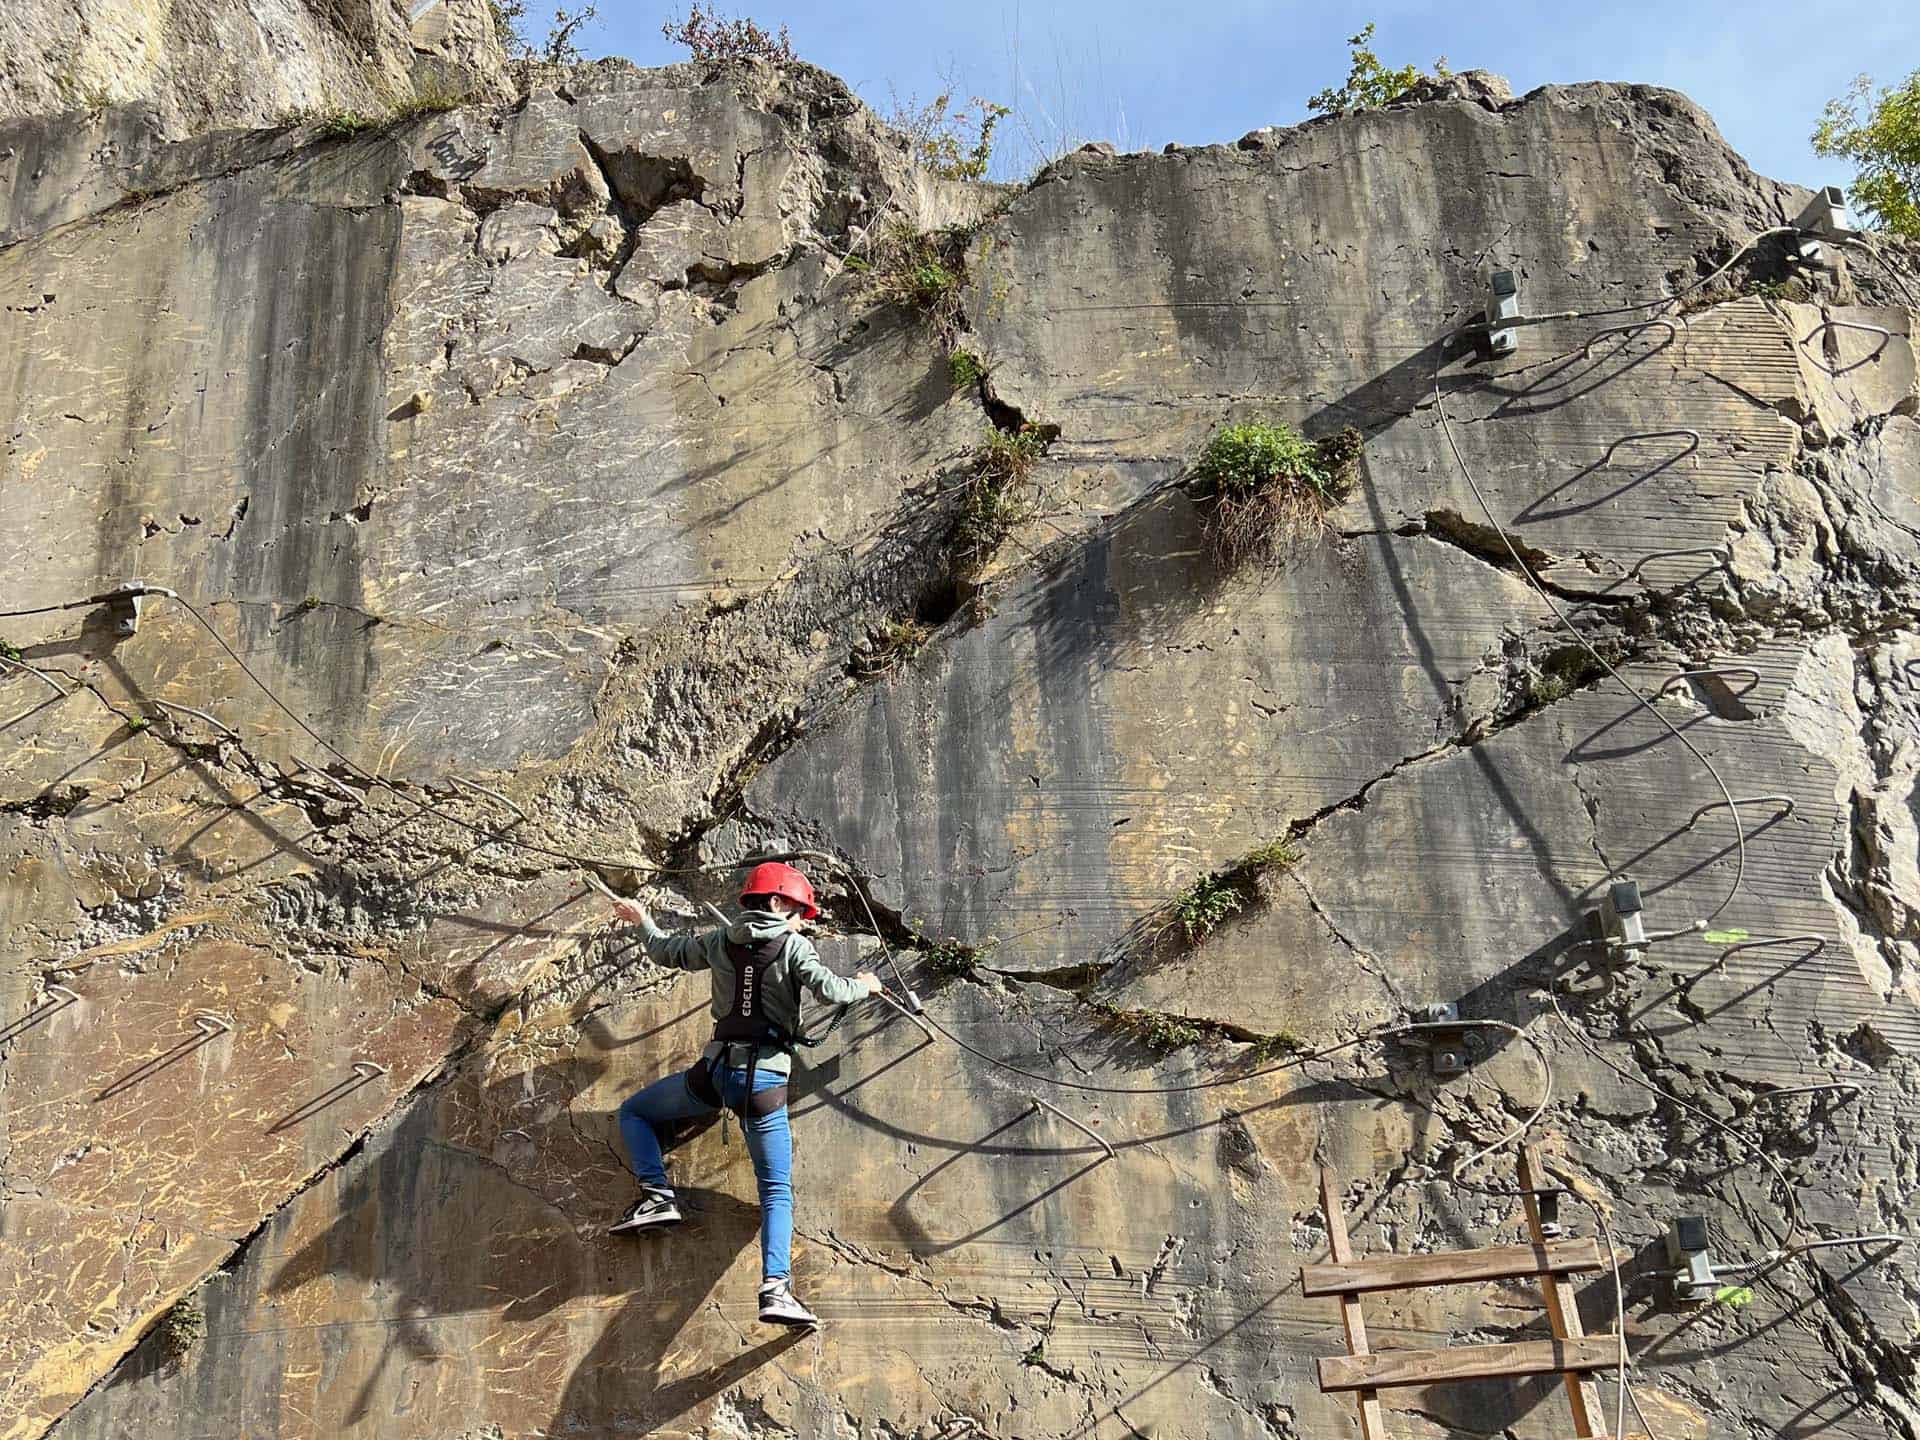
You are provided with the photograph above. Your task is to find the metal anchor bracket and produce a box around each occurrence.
[1664,1214,1719,1303]
[1396,1003,1473,1076]
[1584,878,1704,965]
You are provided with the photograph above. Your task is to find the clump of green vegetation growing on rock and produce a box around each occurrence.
[857,221,974,341]
[1308,22,1449,115]
[907,918,999,978]
[1194,420,1361,569]
[1168,872,1247,943]
[155,1297,205,1366]
[888,90,1011,181]
[284,86,468,140]
[1243,838,1302,872]
[950,424,1051,576]
[1094,1002,1206,1053]
[1243,1030,1306,1062]
[948,347,987,388]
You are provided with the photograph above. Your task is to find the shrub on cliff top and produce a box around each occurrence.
[1308,23,1449,115]
[661,3,796,63]
[1193,421,1361,569]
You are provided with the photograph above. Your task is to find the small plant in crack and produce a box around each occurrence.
[1242,1029,1306,1062]
[860,221,973,341]
[155,1297,205,1367]
[950,424,1051,577]
[1093,1002,1206,1053]
[853,616,934,678]
[1529,647,1602,707]
[1193,421,1361,570]
[908,917,998,977]
[1166,872,1247,943]
[947,347,987,388]
[1243,838,1301,872]
[1021,1337,1047,1366]
[0,640,21,662]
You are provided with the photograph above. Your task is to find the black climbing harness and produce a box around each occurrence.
[683,932,849,1121]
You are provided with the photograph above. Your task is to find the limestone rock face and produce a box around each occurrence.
[0,0,507,140]
[4,48,1920,1440]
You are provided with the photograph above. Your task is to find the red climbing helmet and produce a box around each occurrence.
[739,861,818,919]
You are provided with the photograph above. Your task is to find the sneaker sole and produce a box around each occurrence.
[607,1212,682,1235]
[759,1310,819,1328]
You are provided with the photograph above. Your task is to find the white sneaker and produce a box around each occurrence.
[608,1189,681,1235]
[757,1278,819,1327]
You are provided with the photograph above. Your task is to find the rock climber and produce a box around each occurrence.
[605,860,882,1328]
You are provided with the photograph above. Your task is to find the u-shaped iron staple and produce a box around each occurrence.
[352,1061,389,1080]
[1029,1095,1117,1160]
[1685,794,1796,829]
[192,1012,234,1036]
[1660,665,1762,698]
[1751,1082,1861,1102]
[1799,318,1896,346]
[1581,317,1681,356]
[1627,545,1731,581]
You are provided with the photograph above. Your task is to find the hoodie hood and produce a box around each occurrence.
[724,913,795,946]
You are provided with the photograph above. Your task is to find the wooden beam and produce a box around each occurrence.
[1316,1336,1625,1393]
[1301,1237,1603,1297]
[1519,1143,1606,1437]
[1320,1165,1389,1440]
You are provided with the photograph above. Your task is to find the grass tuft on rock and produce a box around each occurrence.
[1168,873,1247,943]
[950,424,1051,576]
[1093,1002,1206,1053]
[908,921,999,978]
[853,616,934,677]
[1194,421,1362,569]
[855,221,973,341]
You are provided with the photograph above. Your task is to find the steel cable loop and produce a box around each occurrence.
[1431,366,1746,926]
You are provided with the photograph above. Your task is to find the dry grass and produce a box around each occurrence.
[853,616,934,677]
[854,222,972,342]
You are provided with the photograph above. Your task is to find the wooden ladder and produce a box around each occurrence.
[1307,1143,1636,1440]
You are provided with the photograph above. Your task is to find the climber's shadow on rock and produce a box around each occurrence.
[261,1025,796,1434]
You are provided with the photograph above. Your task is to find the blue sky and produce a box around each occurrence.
[566,2,1915,191]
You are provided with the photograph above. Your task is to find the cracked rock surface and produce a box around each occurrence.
[3,53,1920,1440]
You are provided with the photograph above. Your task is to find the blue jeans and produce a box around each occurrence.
[617,1063,795,1282]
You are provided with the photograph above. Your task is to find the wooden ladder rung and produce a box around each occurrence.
[1301,1237,1603,1297]
[1316,1336,1623,1393]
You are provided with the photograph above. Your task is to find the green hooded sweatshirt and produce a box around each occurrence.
[635,910,870,1077]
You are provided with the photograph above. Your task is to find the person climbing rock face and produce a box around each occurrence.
[606,861,882,1328]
